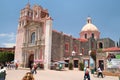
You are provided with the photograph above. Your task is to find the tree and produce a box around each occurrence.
[79,62,84,71]
[90,51,96,62]
[0,52,14,63]
[69,62,73,70]
[90,50,96,71]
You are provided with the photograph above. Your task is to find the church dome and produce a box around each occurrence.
[80,17,100,40]
[81,17,99,32]
[81,24,99,32]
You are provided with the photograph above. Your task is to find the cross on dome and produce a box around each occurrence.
[87,17,92,23]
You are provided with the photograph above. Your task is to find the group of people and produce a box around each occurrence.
[84,66,103,80]
[6,62,18,70]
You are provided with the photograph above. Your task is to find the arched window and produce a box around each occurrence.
[99,42,103,48]
[92,33,94,38]
[31,32,35,43]
[74,45,77,52]
[65,43,69,52]
[85,34,87,39]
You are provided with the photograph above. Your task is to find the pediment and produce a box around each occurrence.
[24,21,43,29]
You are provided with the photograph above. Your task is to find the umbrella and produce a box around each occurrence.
[57,61,68,64]
[53,62,59,64]
[11,60,18,63]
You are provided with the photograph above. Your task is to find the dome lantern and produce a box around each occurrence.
[87,17,92,23]
[80,17,100,40]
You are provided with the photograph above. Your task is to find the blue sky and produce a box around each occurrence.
[0,0,120,47]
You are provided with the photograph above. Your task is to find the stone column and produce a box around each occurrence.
[24,50,27,67]
[23,29,27,43]
[35,27,38,42]
[38,26,40,40]
[44,17,52,69]
[22,49,25,67]
[26,28,29,43]
[33,11,35,20]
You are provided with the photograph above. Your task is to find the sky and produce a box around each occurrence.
[0,0,120,47]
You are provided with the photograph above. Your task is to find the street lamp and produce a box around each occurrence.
[79,53,83,62]
[72,50,75,57]
[89,50,91,56]
[71,50,76,62]
[78,53,83,70]
[69,50,75,70]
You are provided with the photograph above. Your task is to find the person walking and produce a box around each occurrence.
[97,66,103,78]
[15,62,18,70]
[0,66,6,80]
[31,63,37,74]
[84,67,90,80]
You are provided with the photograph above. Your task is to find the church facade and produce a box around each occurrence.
[15,3,115,69]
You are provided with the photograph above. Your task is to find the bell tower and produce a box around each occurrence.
[15,2,32,65]
[19,2,32,27]
[15,2,52,69]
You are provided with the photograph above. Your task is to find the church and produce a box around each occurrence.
[15,3,115,70]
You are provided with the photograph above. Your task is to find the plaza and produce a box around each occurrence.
[6,68,119,80]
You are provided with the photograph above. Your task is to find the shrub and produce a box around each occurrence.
[69,62,73,70]
[79,62,84,71]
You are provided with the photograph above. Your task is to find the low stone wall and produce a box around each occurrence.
[103,71,120,76]
[106,68,120,73]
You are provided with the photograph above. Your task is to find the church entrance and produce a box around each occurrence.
[74,60,78,68]
[99,60,104,70]
[28,54,34,69]
[65,60,69,67]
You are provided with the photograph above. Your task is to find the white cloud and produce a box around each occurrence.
[0,33,7,37]
[0,32,16,41]
[2,43,16,48]
[8,32,16,41]
[0,32,16,47]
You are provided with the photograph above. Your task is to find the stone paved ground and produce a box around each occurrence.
[5,68,119,80]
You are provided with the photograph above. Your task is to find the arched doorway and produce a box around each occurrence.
[99,60,104,70]
[28,54,34,69]
[65,60,69,67]
[74,60,79,68]
[99,42,103,48]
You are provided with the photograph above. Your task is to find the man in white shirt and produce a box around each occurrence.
[97,66,103,78]
[84,67,91,80]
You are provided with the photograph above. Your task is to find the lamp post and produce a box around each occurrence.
[78,53,83,70]
[69,50,75,70]
[71,50,75,64]
[79,53,83,62]
[89,50,91,68]
[72,50,75,58]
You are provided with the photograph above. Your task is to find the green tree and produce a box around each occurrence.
[90,51,96,61]
[69,62,73,70]
[0,52,14,63]
[79,62,84,71]
[90,50,96,71]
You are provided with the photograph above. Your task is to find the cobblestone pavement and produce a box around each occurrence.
[6,68,119,80]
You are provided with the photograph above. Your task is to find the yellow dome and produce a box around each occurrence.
[81,17,99,32]
[81,23,99,32]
